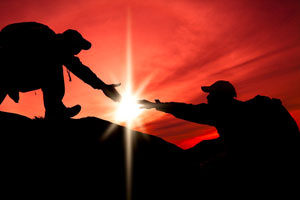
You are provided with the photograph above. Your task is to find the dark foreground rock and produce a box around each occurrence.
[1,111,300,199]
[0,113,197,199]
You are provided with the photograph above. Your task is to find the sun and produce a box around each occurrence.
[115,90,143,123]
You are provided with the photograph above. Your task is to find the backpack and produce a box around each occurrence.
[248,95,299,137]
[0,22,56,52]
[0,22,57,103]
[247,95,300,163]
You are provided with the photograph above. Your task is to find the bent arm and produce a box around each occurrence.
[64,56,106,89]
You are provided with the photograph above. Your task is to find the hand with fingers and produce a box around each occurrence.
[138,99,161,109]
[102,83,122,102]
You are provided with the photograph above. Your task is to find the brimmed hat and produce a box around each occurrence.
[62,29,91,50]
[201,80,237,97]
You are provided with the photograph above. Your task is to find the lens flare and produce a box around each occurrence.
[104,8,156,200]
[115,91,143,122]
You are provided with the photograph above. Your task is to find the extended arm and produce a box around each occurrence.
[139,99,215,126]
[64,56,121,102]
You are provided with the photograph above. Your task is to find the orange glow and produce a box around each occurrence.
[1,0,299,149]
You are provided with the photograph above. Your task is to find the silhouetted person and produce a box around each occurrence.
[140,80,300,183]
[0,22,121,119]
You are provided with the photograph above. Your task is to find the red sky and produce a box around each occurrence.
[1,0,300,149]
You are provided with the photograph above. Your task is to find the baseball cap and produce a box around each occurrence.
[201,80,237,97]
[62,29,91,50]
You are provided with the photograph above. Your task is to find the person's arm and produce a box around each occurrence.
[63,56,104,89]
[64,56,121,102]
[139,99,214,126]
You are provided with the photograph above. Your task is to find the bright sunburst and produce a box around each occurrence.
[102,8,157,200]
[115,90,143,122]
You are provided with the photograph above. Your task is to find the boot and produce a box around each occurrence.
[65,104,81,118]
[45,104,81,120]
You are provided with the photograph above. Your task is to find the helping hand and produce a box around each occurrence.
[102,83,121,102]
[138,99,161,109]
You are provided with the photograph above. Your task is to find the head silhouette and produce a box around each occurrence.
[60,29,91,55]
[201,80,237,105]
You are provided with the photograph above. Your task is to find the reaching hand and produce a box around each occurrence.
[138,99,161,109]
[102,83,121,102]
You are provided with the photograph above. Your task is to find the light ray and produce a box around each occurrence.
[134,69,158,97]
[100,123,118,141]
[100,8,153,200]
[125,8,133,200]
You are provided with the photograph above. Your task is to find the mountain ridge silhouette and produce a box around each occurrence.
[1,111,299,199]
[0,111,196,199]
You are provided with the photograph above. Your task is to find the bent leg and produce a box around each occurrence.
[41,65,66,119]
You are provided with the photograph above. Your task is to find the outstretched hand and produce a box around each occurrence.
[138,99,161,109]
[102,83,121,102]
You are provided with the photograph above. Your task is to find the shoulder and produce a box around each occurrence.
[63,55,82,65]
